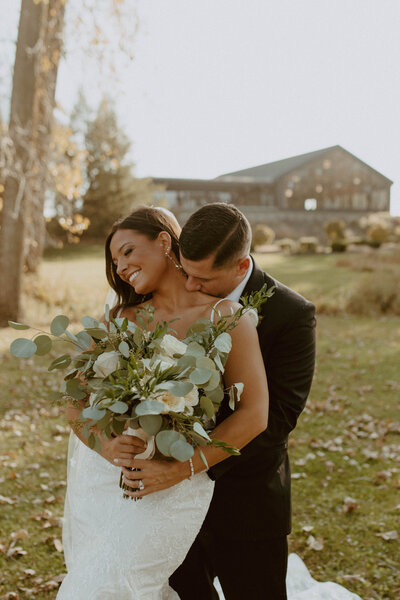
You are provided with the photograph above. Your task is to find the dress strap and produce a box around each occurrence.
[210,298,227,323]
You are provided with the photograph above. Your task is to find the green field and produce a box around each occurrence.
[1,249,399,599]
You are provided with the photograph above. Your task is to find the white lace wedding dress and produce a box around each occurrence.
[58,432,214,599]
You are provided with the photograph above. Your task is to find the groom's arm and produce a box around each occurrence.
[208,299,316,481]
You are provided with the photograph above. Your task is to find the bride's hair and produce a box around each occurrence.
[105,206,181,315]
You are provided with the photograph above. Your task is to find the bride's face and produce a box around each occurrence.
[110,229,168,295]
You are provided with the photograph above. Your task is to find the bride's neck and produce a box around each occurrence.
[150,268,189,312]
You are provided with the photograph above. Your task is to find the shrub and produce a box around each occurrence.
[366,223,390,247]
[298,236,318,254]
[277,238,298,254]
[251,223,275,251]
[324,219,346,241]
[331,240,348,253]
[345,272,400,316]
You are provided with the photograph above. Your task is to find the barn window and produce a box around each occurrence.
[304,198,317,211]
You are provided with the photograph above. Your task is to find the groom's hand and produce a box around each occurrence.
[118,458,190,498]
[101,435,147,466]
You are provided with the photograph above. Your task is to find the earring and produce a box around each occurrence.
[165,251,185,274]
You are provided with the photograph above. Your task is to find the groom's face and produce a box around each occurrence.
[180,252,250,298]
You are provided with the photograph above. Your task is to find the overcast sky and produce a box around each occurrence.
[1,0,399,214]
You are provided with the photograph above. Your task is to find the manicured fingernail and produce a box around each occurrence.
[114,458,119,463]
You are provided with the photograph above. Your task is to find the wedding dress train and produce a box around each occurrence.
[213,553,362,599]
[58,432,214,599]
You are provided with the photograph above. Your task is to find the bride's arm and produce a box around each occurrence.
[120,308,269,497]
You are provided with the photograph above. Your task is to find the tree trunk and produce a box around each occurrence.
[25,0,66,273]
[0,0,65,325]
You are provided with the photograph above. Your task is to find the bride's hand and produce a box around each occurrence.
[100,435,147,465]
[118,458,191,498]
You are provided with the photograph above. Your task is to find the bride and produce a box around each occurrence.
[57,206,269,599]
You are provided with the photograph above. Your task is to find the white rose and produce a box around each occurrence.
[157,391,186,414]
[152,353,176,372]
[184,386,199,408]
[159,334,187,358]
[245,307,259,327]
[93,351,121,378]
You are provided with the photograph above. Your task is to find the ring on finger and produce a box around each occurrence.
[138,479,145,490]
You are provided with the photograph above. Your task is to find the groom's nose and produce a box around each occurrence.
[185,276,202,292]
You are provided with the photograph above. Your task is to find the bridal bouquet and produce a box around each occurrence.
[9,286,273,470]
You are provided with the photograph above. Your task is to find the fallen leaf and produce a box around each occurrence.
[54,538,63,552]
[343,497,358,513]
[376,530,398,541]
[0,495,16,505]
[306,535,324,551]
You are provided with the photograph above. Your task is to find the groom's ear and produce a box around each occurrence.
[236,256,251,276]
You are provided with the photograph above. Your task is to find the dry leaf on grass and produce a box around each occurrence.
[376,530,398,541]
[306,535,324,551]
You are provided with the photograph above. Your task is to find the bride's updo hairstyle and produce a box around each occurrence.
[105,206,181,315]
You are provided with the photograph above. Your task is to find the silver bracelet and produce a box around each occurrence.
[188,457,195,479]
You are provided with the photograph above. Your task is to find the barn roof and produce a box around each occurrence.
[217,145,393,185]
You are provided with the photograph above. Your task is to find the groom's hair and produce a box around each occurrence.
[180,203,251,267]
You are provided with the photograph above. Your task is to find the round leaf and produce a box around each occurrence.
[185,341,206,357]
[82,316,99,328]
[196,356,216,370]
[82,406,106,421]
[50,315,70,336]
[214,333,232,353]
[76,331,92,350]
[119,341,130,358]
[170,439,194,462]
[190,368,212,385]
[34,335,52,356]
[48,354,71,371]
[139,414,163,436]
[8,321,30,330]
[157,380,194,397]
[155,430,181,457]
[135,399,165,416]
[66,379,87,400]
[203,370,221,392]
[109,401,129,414]
[10,338,37,358]
[86,327,108,340]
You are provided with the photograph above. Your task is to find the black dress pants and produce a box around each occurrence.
[170,529,288,600]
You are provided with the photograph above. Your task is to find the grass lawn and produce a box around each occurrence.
[0,248,399,598]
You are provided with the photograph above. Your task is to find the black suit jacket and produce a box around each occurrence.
[204,259,316,540]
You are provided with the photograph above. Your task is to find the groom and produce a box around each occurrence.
[124,203,316,599]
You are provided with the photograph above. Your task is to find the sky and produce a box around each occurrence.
[1,0,400,214]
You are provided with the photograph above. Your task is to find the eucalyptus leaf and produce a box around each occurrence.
[199,449,209,469]
[85,327,108,340]
[139,414,163,436]
[157,380,193,397]
[185,341,206,357]
[177,354,197,369]
[82,316,99,328]
[76,330,93,350]
[10,338,37,358]
[119,341,130,358]
[109,401,129,414]
[207,386,225,403]
[8,321,30,330]
[214,332,232,353]
[135,400,165,416]
[112,418,126,436]
[189,368,212,385]
[66,379,87,401]
[155,429,181,457]
[170,439,194,462]
[50,315,70,336]
[48,354,71,371]
[34,335,52,356]
[196,356,216,370]
[193,421,211,440]
[47,391,64,403]
[213,353,225,373]
[203,370,221,392]
[200,396,215,418]
[82,406,106,420]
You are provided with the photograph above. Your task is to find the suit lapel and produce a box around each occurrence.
[241,257,275,302]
